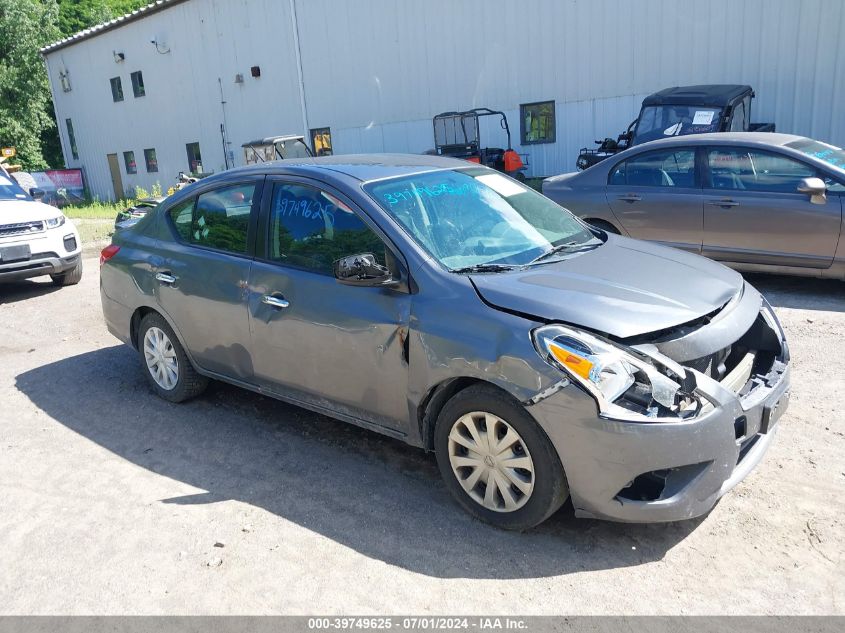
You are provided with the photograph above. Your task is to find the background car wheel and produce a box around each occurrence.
[50,258,83,286]
[138,313,208,403]
[434,384,569,530]
[585,218,620,235]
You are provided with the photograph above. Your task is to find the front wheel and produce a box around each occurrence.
[434,385,569,530]
[50,258,83,286]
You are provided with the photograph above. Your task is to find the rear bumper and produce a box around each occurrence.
[529,304,790,524]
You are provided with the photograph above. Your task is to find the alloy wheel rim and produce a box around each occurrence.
[143,326,179,390]
[447,411,535,513]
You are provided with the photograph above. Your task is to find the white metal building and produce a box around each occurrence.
[42,0,845,201]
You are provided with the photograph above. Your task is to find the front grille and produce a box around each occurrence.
[0,221,44,238]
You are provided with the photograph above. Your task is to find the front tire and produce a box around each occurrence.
[138,313,208,403]
[50,258,83,286]
[434,385,569,530]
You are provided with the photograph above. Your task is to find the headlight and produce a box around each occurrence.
[532,324,699,421]
[45,215,66,228]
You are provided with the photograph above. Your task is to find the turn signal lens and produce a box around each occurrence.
[100,244,120,266]
[548,343,594,380]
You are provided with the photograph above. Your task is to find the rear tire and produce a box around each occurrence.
[434,384,569,530]
[50,258,83,286]
[138,313,208,403]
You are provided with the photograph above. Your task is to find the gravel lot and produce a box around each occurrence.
[0,256,842,615]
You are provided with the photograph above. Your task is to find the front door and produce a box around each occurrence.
[153,179,262,381]
[106,153,123,200]
[702,147,841,268]
[605,147,703,253]
[248,178,411,432]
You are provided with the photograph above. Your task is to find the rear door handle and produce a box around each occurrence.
[707,199,740,208]
[617,194,641,203]
[155,272,177,284]
[262,294,290,309]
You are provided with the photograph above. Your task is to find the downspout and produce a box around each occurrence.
[218,77,231,169]
[288,0,309,141]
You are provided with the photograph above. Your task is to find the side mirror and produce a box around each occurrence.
[334,253,395,287]
[29,187,46,200]
[797,177,827,205]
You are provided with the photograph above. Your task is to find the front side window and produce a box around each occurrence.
[123,150,137,174]
[520,101,556,144]
[131,71,145,98]
[633,105,720,144]
[269,183,385,274]
[110,77,124,102]
[364,168,594,270]
[609,149,696,188]
[168,183,256,254]
[65,118,78,160]
[707,148,815,193]
[144,148,158,173]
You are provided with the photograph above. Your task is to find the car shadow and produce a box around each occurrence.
[745,273,845,313]
[16,345,704,580]
[0,278,61,304]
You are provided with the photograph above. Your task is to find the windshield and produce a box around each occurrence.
[363,168,596,270]
[787,139,845,172]
[0,173,30,201]
[633,105,721,145]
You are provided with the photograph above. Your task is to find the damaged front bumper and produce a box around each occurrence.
[528,291,790,523]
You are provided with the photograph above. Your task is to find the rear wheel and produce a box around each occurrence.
[434,385,569,530]
[50,258,83,286]
[138,313,208,402]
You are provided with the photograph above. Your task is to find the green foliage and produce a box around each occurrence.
[151,181,162,197]
[134,185,150,199]
[0,0,61,170]
[58,0,150,37]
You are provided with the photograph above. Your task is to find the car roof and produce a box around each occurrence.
[200,153,471,184]
[641,85,752,107]
[625,131,809,149]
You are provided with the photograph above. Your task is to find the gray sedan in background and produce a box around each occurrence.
[543,133,845,280]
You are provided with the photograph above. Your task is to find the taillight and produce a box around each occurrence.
[100,244,120,266]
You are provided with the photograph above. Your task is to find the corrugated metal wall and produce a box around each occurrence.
[46,0,845,199]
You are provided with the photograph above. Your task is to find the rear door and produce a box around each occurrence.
[605,147,703,253]
[702,147,841,268]
[153,178,263,380]
[247,177,412,432]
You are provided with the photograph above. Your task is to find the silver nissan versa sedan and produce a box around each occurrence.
[100,154,790,530]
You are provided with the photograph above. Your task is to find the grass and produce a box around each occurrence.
[62,199,133,220]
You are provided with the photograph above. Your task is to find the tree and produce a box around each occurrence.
[58,0,150,38]
[0,0,61,170]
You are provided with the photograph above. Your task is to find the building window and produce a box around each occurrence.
[65,119,79,160]
[186,142,203,174]
[123,150,137,174]
[131,71,145,98]
[144,148,158,173]
[110,77,124,102]
[520,101,555,144]
[310,127,333,156]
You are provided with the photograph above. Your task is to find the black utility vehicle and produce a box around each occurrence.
[576,85,775,170]
[432,108,526,179]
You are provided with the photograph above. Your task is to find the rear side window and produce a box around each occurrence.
[268,183,386,274]
[609,149,696,188]
[167,183,256,254]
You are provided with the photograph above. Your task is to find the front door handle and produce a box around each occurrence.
[617,194,642,203]
[262,294,290,309]
[707,199,740,208]
[155,272,177,284]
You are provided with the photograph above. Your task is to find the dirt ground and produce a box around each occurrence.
[0,256,842,615]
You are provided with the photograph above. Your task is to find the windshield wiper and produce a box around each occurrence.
[528,240,601,265]
[451,263,515,274]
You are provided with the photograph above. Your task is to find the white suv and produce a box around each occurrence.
[0,171,82,286]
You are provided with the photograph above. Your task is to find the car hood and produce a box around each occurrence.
[0,199,63,224]
[469,235,744,339]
